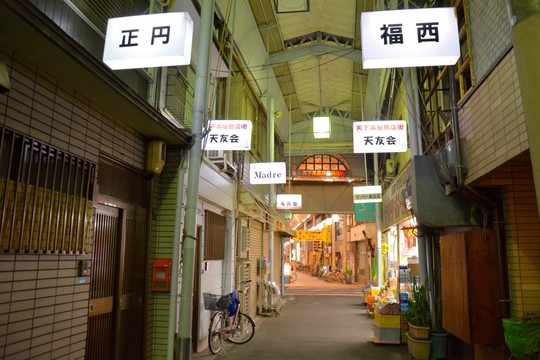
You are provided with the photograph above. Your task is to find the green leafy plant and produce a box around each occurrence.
[406,282,430,327]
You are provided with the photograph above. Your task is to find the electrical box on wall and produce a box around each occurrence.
[152,258,172,292]
[146,140,166,175]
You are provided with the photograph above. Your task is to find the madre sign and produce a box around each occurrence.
[250,162,287,184]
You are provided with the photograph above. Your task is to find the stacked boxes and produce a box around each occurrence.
[371,310,401,344]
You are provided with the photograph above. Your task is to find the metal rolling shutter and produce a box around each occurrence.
[248,219,263,318]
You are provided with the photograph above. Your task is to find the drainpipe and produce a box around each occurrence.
[507,1,540,218]
[403,0,427,289]
[168,157,187,360]
[222,0,237,295]
[267,93,275,304]
[223,210,234,293]
[177,1,214,359]
[375,155,383,288]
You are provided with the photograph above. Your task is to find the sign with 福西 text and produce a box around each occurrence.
[353,120,408,153]
[250,162,287,184]
[103,12,193,70]
[361,7,460,69]
[204,120,252,150]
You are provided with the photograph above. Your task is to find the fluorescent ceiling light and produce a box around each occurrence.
[313,116,330,138]
[274,0,309,13]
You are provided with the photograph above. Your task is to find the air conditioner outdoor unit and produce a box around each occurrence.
[205,150,237,173]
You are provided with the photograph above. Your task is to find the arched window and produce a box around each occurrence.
[297,155,349,172]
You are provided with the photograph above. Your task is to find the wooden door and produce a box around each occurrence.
[86,203,147,360]
[87,204,120,360]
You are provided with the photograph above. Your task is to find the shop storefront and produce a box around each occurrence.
[369,162,420,344]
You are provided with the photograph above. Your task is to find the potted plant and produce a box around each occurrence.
[430,297,449,359]
[406,282,431,339]
[405,282,432,359]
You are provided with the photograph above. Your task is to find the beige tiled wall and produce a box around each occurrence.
[0,52,147,359]
[459,49,527,185]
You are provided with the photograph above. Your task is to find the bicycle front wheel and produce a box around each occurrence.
[208,311,226,354]
[290,272,297,283]
[227,312,255,344]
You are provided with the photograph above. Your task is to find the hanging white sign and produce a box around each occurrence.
[361,7,460,69]
[103,12,193,70]
[250,162,287,184]
[276,194,302,209]
[204,120,252,150]
[353,120,408,153]
[353,186,383,203]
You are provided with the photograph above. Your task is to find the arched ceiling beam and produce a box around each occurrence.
[266,31,363,67]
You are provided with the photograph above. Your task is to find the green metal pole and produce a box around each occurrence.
[168,156,187,360]
[507,0,540,218]
[177,1,214,359]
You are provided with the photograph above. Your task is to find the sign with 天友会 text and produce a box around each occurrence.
[361,7,460,69]
[276,194,302,209]
[204,120,252,151]
[103,12,193,70]
[353,120,408,153]
[250,162,287,184]
[353,185,382,203]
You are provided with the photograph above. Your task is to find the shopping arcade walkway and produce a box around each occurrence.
[193,271,409,360]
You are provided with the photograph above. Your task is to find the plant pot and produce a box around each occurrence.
[408,322,430,339]
[430,331,449,359]
[407,331,432,359]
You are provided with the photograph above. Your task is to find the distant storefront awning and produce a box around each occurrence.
[239,185,295,237]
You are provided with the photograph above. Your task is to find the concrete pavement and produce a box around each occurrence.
[193,271,410,360]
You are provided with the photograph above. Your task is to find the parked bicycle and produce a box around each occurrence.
[204,280,256,355]
[289,269,297,283]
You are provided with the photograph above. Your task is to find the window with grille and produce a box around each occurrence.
[454,0,474,101]
[0,127,95,254]
[416,0,474,153]
[204,210,226,260]
[297,155,349,171]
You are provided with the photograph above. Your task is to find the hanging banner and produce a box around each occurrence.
[204,120,252,150]
[361,7,460,69]
[354,203,376,222]
[250,162,287,184]
[353,120,408,153]
[293,228,331,242]
[103,12,193,70]
[353,185,382,203]
[276,194,302,209]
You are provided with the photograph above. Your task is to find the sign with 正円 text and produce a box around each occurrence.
[276,194,302,209]
[353,185,382,203]
[204,120,252,150]
[361,7,460,69]
[250,162,286,184]
[353,120,408,153]
[103,12,193,70]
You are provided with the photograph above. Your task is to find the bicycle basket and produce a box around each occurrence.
[203,293,231,311]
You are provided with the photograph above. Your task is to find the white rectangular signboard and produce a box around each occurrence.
[204,120,252,151]
[276,194,302,209]
[250,162,287,184]
[103,12,193,70]
[353,120,408,153]
[361,7,460,69]
[353,186,382,203]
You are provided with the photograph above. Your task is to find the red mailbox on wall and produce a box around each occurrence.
[152,258,172,292]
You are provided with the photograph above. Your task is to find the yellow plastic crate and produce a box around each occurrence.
[374,312,401,328]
